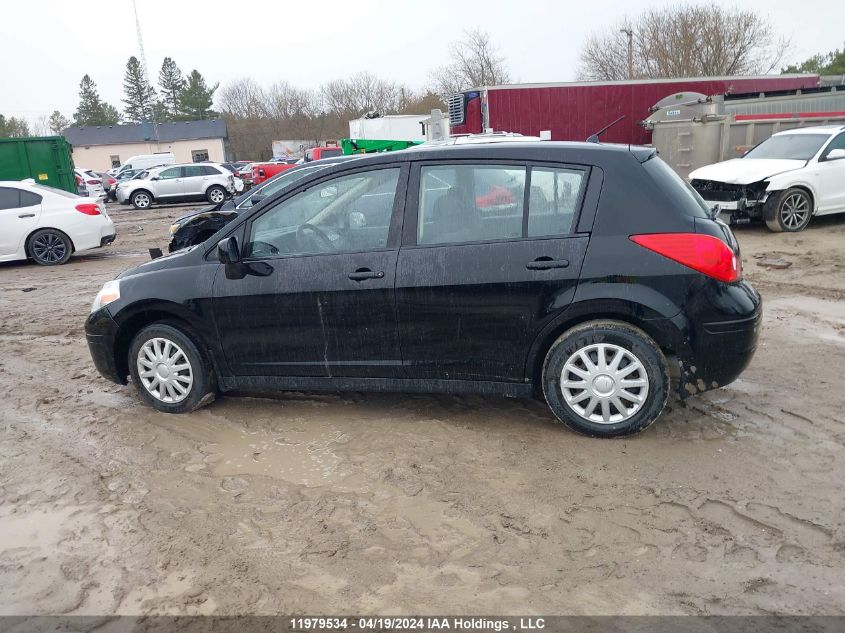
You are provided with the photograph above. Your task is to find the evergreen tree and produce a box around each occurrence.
[178,70,218,120]
[0,114,31,137]
[48,110,70,134]
[122,56,157,123]
[158,57,185,121]
[73,75,121,126]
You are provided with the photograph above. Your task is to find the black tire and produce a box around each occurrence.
[765,188,813,232]
[131,189,153,210]
[541,320,669,438]
[27,228,73,266]
[128,323,215,414]
[206,185,227,205]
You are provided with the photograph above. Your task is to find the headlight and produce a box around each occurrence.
[91,280,121,313]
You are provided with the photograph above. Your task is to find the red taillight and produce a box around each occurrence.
[75,203,101,216]
[86,179,100,185]
[630,233,741,283]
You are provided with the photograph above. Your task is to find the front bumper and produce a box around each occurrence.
[85,308,125,384]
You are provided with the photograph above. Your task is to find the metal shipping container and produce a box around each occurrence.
[448,75,821,145]
[0,136,76,193]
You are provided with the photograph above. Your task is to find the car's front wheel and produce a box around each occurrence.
[28,228,73,265]
[131,190,153,210]
[206,185,227,205]
[542,320,669,437]
[128,323,215,413]
[765,188,813,232]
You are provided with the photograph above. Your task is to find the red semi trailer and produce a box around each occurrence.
[448,74,821,145]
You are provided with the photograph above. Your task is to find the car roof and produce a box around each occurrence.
[772,125,845,136]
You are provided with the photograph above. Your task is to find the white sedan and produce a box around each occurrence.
[689,125,845,232]
[0,181,116,266]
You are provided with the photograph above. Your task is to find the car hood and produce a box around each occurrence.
[689,158,806,185]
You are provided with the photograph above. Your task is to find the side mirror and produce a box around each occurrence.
[217,236,241,265]
[150,176,160,181]
[824,148,845,161]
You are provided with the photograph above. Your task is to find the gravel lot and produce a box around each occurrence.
[1,201,844,615]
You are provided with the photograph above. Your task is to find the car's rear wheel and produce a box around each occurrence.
[28,228,73,266]
[206,185,226,204]
[128,323,215,413]
[131,190,153,210]
[765,188,813,232]
[542,320,669,437]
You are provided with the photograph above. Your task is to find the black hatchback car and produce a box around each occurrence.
[86,142,761,437]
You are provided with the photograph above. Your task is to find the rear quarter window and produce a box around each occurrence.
[643,157,710,218]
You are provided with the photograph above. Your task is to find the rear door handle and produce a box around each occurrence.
[18,213,35,218]
[348,268,385,281]
[527,257,569,270]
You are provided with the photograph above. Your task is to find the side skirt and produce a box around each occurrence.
[218,375,534,398]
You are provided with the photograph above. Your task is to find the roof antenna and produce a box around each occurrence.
[586,115,626,143]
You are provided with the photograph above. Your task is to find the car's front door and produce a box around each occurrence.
[816,133,845,213]
[154,166,185,198]
[395,162,592,382]
[212,165,407,378]
[0,187,41,258]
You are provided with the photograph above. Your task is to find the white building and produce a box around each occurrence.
[63,120,229,171]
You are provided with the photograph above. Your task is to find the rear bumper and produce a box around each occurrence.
[679,281,762,396]
[85,308,125,384]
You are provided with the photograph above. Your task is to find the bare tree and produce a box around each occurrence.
[217,77,269,119]
[320,72,408,120]
[578,5,790,80]
[430,29,512,98]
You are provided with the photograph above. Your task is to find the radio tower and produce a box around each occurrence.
[132,0,159,142]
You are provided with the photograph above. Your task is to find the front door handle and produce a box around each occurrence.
[18,213,35,218]
[527,257,569,270]
[348,268,385,281]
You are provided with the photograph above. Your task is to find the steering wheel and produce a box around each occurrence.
[296,223,334,251]
[249,240,279,258]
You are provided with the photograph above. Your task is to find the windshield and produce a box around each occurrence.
[238,165,330,209]
[744,134,830,161]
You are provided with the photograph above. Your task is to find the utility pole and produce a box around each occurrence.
[132,0,159,143]
[620,28,633,80]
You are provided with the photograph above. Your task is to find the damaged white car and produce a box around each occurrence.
[689,125,845,232]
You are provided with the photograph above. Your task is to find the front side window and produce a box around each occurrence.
[418,164,526,245]
[247,168,400,259]
[821,133,845,159]
[158,167,182,180]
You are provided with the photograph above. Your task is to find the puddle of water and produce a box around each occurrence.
[205,423,355,487]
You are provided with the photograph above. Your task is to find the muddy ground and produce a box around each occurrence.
[0,202,843,616]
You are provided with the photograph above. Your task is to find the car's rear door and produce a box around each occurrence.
[395,161,594,382]
[0,187,41,258]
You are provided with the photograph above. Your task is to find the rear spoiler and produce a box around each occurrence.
[630,146,657,163]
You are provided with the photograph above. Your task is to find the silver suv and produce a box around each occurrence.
[117,163,235,209]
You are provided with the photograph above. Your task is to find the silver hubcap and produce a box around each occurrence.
[780,193,809,229]
[209,188,224,203]
[134,193,150,208]
[137,338,193,403]
[561,343,649,424]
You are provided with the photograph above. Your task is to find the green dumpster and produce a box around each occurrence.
[0,136,76,193]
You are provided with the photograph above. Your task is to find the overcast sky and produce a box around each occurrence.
[2,0,843,125]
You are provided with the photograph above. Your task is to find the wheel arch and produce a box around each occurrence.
[25,227,76,257]
[766,182,817,213]
[112,303,218,386]
[524,299,688,390]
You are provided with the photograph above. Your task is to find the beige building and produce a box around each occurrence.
[63,120,229,171]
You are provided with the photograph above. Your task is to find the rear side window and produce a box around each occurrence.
[643,157,709,218]
[528,167,585,237]
[418,164,526,245]
[183,165,205,177]
[0,187,20,210]
[20,191,42,207]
